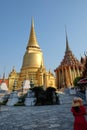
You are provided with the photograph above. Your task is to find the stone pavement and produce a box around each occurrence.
[0,94,84,130]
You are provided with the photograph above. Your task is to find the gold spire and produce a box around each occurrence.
[65,27,70,52]
[22,18,45,68]
[58,27,82,66]
[27,18,40,49]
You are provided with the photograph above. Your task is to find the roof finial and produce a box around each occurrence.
[84,51,87,57]
[65,25,70,52]
[27,17,40,49]
[31,17,34,27]
[2,66,6,82]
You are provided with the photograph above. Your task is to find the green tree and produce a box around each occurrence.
[32,86,46,105]
[46,87,56,105]
[73,76,82,87]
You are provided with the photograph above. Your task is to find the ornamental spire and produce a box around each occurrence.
[2,72,5,82]
[65,26,70,52]
[27,18,40,49]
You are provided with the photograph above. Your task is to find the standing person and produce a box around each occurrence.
[71,97,87,130]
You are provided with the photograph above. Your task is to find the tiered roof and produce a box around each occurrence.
[59,32,82,67]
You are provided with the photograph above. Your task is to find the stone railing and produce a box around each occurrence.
[76,91,86,100]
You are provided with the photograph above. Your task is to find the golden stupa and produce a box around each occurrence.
[8,19,56,90]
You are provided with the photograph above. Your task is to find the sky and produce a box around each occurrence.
[0,0,87,78]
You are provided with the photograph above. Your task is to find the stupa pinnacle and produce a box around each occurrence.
[27,18,40,49]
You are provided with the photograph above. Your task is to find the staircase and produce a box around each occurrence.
[59,93,74,104]
[58,89,87,106]
[76,91,86,100]
[6,91,19,106]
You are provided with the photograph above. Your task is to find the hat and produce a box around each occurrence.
[72,97,81,107]
[72,101,80,107]
[77,97,83,105]
[77,97,83,102]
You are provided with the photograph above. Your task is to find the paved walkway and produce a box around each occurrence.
[0,94,85,130]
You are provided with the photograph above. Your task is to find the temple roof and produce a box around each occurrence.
[60,50,81,66]
[0,73,8,91]
[0,82,8,91]
[0,79,8,86]
[78,78,87,84]
[59,33,82,67]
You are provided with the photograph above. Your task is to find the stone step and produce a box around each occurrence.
[59,94,75,104]
[6,98,18,106]
[25,97,36,106]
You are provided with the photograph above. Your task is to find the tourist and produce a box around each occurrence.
[71,97,87,130]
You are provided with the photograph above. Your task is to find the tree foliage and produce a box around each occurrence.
[73,76,82,86]
[32,86,59,105]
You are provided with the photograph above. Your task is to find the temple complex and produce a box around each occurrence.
[8,19,56,90]
[54,32,83,89]
[0,20,86,91]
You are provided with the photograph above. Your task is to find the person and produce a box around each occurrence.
[71,97,87,130]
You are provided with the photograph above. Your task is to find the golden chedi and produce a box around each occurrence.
[8,19,56,90]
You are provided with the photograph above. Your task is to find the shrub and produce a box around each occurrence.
[32,86,46,105]
[46,87,56,105]
[14,102,25,106]
[73,76,82,87]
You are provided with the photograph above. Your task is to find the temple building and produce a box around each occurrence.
[81,53,87,78]
[8,19,56,90]
[54,32,83,89]
[0,73,8,91]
